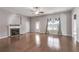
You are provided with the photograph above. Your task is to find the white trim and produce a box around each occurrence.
[9,26,21,28]
[9,26,21,36]
[62,33,72,37]
[0,36,8,39]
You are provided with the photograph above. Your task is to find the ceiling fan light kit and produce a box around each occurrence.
[32,7,44,15]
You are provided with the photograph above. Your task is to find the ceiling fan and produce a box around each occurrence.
[29,7,44,15]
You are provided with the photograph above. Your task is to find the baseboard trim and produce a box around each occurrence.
[62,34,72,37]
[30,32,72,37]
[0,36,8,39]
[0,33,72,39]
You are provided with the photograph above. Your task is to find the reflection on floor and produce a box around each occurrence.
[0,32,79,52]
[47,36,60,49]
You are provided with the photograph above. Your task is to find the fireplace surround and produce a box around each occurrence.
[9,25,20,36]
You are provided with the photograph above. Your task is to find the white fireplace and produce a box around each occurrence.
[9,25,21,36]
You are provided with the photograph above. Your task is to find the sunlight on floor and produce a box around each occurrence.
[35,34,40,47]
[47,36,60,49]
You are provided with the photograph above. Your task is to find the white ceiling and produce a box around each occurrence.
[0,7,73,17]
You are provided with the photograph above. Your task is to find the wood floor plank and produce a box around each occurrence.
[0,32,78,52]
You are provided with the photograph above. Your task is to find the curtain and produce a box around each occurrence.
[47,18,62,35]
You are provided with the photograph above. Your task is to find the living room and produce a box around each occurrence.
[0,7,78,52]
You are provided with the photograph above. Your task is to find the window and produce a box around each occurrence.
[47,18,60,34]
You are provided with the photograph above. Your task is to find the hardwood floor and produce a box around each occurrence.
[0,32,79,52]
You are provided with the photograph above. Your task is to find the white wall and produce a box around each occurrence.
[8,14,20,25]
[0,9,12,38]
[20,16,30,34]
[30,11,72,36]
[0,9,30,39]
[30,16,47,33]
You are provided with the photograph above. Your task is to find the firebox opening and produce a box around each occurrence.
[10,28,20,36]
